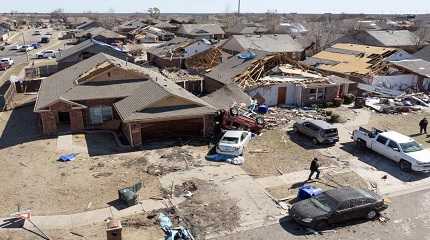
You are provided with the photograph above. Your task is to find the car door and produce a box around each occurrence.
[386,140,401,162]
[331,199,364,224]
[372,135,389,156]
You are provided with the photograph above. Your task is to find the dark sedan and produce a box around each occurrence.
[289,187,387,229]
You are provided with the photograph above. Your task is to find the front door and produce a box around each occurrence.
[277,87,286,105]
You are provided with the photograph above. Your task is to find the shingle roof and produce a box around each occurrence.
[366,30,418,47]
[205,50,271,85]
[222,34,304,53]
[178,24,225,36]
[414,45,430,62]
[77,27,126,39]
[57,39,131,62]
[390,59,430,78]
[201,84,251,109]
[36,53,215,121]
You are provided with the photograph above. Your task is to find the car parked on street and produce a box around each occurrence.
[352,127,430,172]
[40,36,51,43]
[10,44,22,50]
[289,187,387,229]
[31,43,42,49]
[0,57,14,66]
[19,45,34,52]
[0,62,10,71]
[216,130,252,156]
[293,119,339,145]
[36,50,56,59]
[33,30,41,35]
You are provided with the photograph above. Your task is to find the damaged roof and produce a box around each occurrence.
[76,27,126,39]
[178,24,225,36]
[390,59,430,78]
[365,30,419,47]
[222,34,304,53]
[302,43,398,76]
[201,84,251,109]
[205,50,271,85]
[414,45,430,62]
[146,37,212,58]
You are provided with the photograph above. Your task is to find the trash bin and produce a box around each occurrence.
[297,185,322,201]
[257,105,269,114]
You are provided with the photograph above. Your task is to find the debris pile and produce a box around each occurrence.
[365,93,430,114]
[146,164,182,176]
[264,107,328,128]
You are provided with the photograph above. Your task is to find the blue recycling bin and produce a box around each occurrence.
[257,105,269,114]
[297,185,322,201]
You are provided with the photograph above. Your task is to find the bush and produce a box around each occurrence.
[343,94,356,105]
[329,113,341,123]
[333,98,344,107]
[324,110,333,116]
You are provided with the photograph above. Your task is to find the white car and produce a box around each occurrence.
[216,130,252,156]
[353,128,430,172]
[0,57,14,66]
[19,45,34,52]
[10,44,22,50]
[36,50,56,59]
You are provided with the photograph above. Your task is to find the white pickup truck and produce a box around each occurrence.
[352,127,430,172]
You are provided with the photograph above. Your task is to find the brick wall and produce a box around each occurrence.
[40,111,57,135]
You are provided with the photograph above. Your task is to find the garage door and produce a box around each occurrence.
[141,118,203,142]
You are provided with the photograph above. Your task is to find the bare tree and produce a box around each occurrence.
[415,22,430,48]
[50,8,65,20]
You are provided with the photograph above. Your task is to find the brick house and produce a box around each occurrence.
[34,53,216,147]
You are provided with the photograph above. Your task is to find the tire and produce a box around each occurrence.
[366,210,377,220]
[356,139,367,148]
[399,160,412,172]
[256,117,265,125]
[312,138,320,145]
[230,107,239,116]
[314,220,328,230]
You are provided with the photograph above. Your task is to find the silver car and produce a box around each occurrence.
[293,119,339,145]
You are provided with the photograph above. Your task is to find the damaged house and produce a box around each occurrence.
[222,34,304,60]
[204,50,355,107]
[147,37,223,70]
[302,43,429,93]
[334,30,421,53]
[76,27,127,45]
[34,53,217,146]
[177,23,225,40]
[131,26,175,43]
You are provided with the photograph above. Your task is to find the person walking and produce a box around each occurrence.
[419,118,428,135]
[308,158,320,181]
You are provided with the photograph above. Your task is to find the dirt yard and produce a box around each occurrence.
[0,106,211,216]
[243,129,339,177]
[366,110,430,148]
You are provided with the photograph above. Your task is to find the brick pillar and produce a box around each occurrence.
[40,112,57,135]
[70,110,84,131]
[130,124,142,147]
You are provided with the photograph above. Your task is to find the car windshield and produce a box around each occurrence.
[310,193,338,212]
[400,141,423,153]
[323,129,337,135]
[221,137,239,144]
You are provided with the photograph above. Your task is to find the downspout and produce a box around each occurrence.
[128,123,134,147]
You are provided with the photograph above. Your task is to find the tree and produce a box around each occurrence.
[50,8,65,19]
[148,7,160,19]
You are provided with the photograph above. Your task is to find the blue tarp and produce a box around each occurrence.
[58,153,77,162]
[238,51,256,60]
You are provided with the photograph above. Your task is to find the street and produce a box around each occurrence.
[219,188,430,240]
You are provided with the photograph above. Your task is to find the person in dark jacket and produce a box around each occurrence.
[308,158,320,180]
[420,118,428,135]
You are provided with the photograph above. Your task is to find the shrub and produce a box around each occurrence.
[329,113,341,123]
[343,94,356,105]
[333,98,344,107]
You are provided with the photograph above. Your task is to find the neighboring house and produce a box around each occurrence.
[414,45,430,62]
[225,24,268,37]
[0,27,9,42]
[389,59,430,91]
[278,22,308,34]
[132,26,175,43]
[177,24,225,40]
[153,21,178,33]
[302,43,428,92]
[147,37,221,69]
[117,19,146,34]
[34,53,217,146]
[334,30,421,53]
[222,34,304,59]
[56,39,133,70]
[75,20,100,31]
[76,27,127,45]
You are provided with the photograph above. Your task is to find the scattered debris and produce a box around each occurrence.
[146,164,182,176]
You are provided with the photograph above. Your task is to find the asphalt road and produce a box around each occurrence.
[218,188,430,240]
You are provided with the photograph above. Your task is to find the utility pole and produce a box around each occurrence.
[237,0,241,17]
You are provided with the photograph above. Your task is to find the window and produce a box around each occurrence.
[310,89,317,94]
[376,136,388,145]
[241,132,248,142]
[388,140,399,150]
[89,106,113,125]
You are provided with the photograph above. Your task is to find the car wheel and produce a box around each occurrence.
[230,107,239,116]
[367,210,377,220]
[312,138,319,145]
[356,139,366,148]
[314,220,328,230]
[256,117,265,125]
[399,160,412,172]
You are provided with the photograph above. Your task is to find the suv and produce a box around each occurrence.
[36,50,56,59]
[0,58,14,66]
[293,119,339,145]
